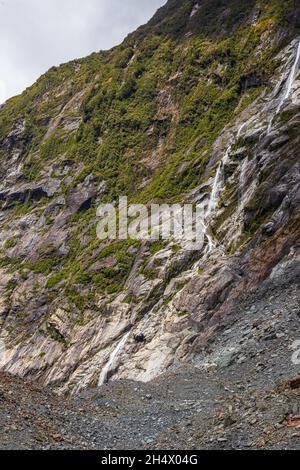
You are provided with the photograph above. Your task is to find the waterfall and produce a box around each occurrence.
[204,230,216,255]
[206,141,231,218]
[0,339,6,364]
[280,39,300,106]
[98,332,130,386]
[198,38,300,258]
[237,122,247,140]
[238,157,248,210]
[202,143,232,255]
[202,159,224,255]
[206,161,223,217]
[236,115,256,140]
[268,39,300,133]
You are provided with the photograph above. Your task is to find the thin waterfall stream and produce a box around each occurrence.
[202,39,300,256]
[267,39,300,133]
[98,332,131,386]
[98,39,300,385]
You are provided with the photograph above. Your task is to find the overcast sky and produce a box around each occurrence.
[0,0,166,104]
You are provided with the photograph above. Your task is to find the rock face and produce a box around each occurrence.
[0,0,299,397]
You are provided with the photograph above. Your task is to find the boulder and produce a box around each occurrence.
[288,375,300,390]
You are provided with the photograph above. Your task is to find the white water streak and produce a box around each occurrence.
[206,161,223,217]
[98,332,130,386]
[268,39,300,133]
[281,40,300,105]
[238,157,248,210]
[203,139,233,255]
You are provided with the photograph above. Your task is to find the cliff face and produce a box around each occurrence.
[0,0,300,395]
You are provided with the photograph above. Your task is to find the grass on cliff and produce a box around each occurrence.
[1,0,300,312]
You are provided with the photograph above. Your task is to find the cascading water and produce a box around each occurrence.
[236,114,256,140]
[280,39,300,106]
[237,122,247,140]
[98,332,130,386]
[199,38,300,258]
[238,157,248,210]
[202,143,231,255]
[206,161,223,217]
[267,39,300,133]
[202,220,216,256]
[200,143,231,256]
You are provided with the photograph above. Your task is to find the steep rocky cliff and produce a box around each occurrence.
[0,0,300,397]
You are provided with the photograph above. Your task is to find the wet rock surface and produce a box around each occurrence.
[0,254,299,450]
[0,1,300,450]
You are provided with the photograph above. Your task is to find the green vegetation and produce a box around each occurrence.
[1,0,296,205]
[5,279,18,293]
[45,272,66,289]
[177,310,190,318]
[25,259,58,275]
[4,237,18,249]
[149,240,168,255]
[46,323,67,347]
[0,0,299,316]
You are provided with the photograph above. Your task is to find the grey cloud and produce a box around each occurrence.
[0,0,166,103]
